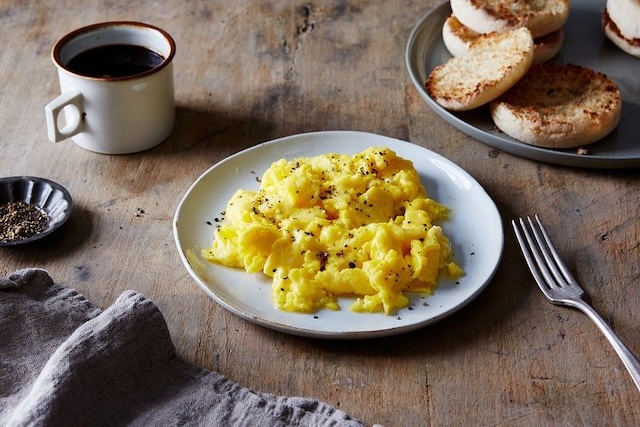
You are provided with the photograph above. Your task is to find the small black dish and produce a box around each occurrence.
[0,176,73,246]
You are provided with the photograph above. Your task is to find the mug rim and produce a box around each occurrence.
[51,21,176,82]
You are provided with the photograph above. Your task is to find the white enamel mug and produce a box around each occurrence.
[45,22,176,154]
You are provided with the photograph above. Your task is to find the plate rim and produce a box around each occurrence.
[173,130,504,339]
[405,0,640,169]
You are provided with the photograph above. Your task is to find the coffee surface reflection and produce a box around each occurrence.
[66,44,164,78]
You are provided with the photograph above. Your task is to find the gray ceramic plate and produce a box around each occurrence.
[406,0,640,169]
[0,176,73,246]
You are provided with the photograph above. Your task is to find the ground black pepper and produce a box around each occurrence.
[0,201,48,242]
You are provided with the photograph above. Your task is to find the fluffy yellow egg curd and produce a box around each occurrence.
[202,147,463,315]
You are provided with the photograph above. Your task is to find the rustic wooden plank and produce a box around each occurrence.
[0,1,638,425]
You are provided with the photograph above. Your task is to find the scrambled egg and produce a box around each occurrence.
[203,147,462,315]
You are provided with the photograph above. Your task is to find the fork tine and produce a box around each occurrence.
[525,216,570,289]
[511,217,555,296]
[530,215,582,290]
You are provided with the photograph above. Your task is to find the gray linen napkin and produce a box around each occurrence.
[0,269,364,427]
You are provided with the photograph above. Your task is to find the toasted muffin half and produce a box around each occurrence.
[606,0,640,40]
[442,14,482,57]
[450,0,569,38]
[427,27,534,111]
[442,14,563,64]
[603,5,640,58]
[490,64,622,148]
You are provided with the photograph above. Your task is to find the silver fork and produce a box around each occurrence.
[512,215,640,392]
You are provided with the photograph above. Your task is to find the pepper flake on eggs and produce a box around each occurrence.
[203,147,463,315]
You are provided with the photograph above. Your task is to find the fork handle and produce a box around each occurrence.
[570,299,640,392]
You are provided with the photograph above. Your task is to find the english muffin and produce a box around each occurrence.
[450,0,569,38]
[442,14,563,63]
[427,27,534,111]
[603,0,640,58]
[490,64,622,148]
[606,0,640,40]
[442,14,482,58]
[531,29,564,64]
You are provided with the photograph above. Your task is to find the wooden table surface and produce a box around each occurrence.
[1,0,639,425]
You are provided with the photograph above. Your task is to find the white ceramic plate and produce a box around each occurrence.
[174,131,503,339]
[406,0,640,169]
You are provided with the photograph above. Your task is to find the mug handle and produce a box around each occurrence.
[44,91,85,142]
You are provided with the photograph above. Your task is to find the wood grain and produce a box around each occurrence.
[1,1,638,425]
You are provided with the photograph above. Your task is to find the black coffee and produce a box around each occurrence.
[66,44,164,78]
